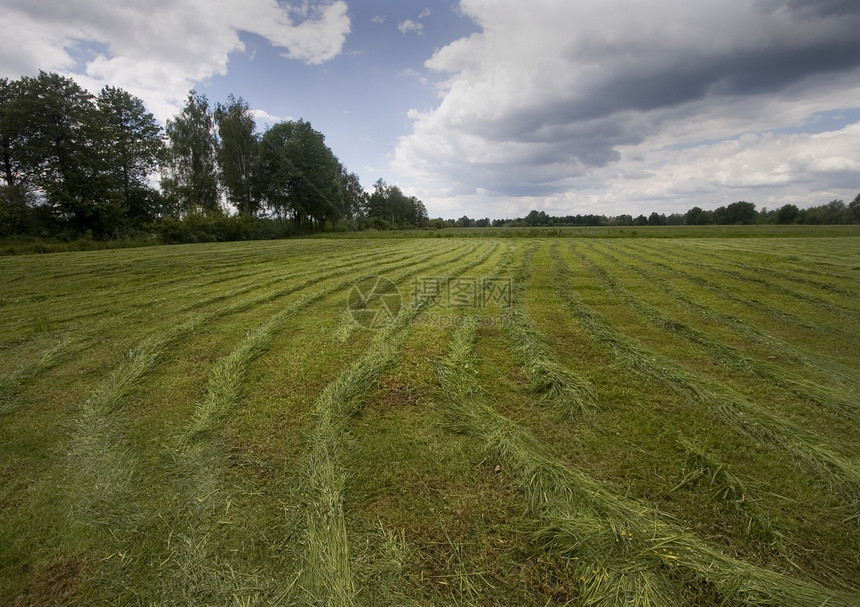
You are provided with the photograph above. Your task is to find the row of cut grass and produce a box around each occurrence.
[295,242,502,605]
[436,314,859,607]
[616,241,860,349]
[631,241,860,320]
[47,242,467,601]
[590,242,860,393]
[501,244,598,418]
[574,243,859,422]
[692,247,859,299]
[551,244,860,513]
[625,241,860,331]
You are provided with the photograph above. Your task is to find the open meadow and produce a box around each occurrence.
[1,232,859,606]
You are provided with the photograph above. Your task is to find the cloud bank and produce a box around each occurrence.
[393,0,860,217]
[0,0,350,120]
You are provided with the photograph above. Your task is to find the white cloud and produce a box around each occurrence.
[398,18,423,36]
[398,7,432,36]
[371,15,385,24]
[392,0,860,217]
[0,0,350,121]
[250,108,285,129]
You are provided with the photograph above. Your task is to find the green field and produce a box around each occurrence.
[1,235,859,606]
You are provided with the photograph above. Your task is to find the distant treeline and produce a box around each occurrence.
[0,71,426,242]
[435,198,860,229]
[2,72,858,246]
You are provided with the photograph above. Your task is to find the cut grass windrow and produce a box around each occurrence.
[620,246,858,336]
[552,245,860,513]
[331,241,484,343]
[633,242,860,322]
[179,241,477,445]
[0,334,91,416]
[618,241,859,346]
[114,242,475,602]
[575,244,860,422]
[58,243,467,591]
[590,243,860,394]
[176,241,414,315]
[4,242,410,342]
[501,244,598,418]
[296,242,501,605]
[700,249,859,299]
[672,438,783,547]
[437,317,859,607]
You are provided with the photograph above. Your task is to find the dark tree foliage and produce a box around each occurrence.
[6,72,857,243]
[214,95,260,216]
[162,91,219,215]
[257,120,342,229]
[364,179,427,228]
[0,72,166,236]
[97,86,164,225]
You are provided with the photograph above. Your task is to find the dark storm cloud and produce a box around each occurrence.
[784,0,860,18]
[394,0,860,209]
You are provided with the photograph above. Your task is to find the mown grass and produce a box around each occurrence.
[0,234,858,605]
[573,244,859,421]
[436,312,859,607]
[551,244,860,513]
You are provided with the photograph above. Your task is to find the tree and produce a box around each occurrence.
[0,77,31,189]
[718,201,757,225]
[162,91,219,215]
[775,204,799,224]
[848,193,860,224]
[257,120,342,229]
[338,168,366,224]
[648,212,666,226]
[18,72,121,233]
[0,78,33,234]
[684,206,710,225]
[214,95,260,216]
[97,86,164,224]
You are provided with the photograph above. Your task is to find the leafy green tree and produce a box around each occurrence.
[97,86,164,224]
[683,206,710,225]
[719,201,757,224]
[257,120,342,230]
[365,179,426,228]
[0,77,31,189]
[0,78,33,234]
[848,193,860,224]
[214,95,260,216]
[162,91,219,215]
[18,72,121,233]
[775,204,799,224]
[338,167,366,224]
[648,212,666,226]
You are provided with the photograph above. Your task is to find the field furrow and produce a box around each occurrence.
[589,242,860,393]
[574,243,859,422]
[1,234,857,605]
[436,315,859,607]
[552,244,860,511]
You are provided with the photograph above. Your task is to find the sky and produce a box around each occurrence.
[1,0,859,220]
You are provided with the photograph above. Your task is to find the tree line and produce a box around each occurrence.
[0,71,427,241]
[447,197,860,229]
[2,72,856,244]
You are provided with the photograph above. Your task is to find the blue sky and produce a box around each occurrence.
[2,0,859,219]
